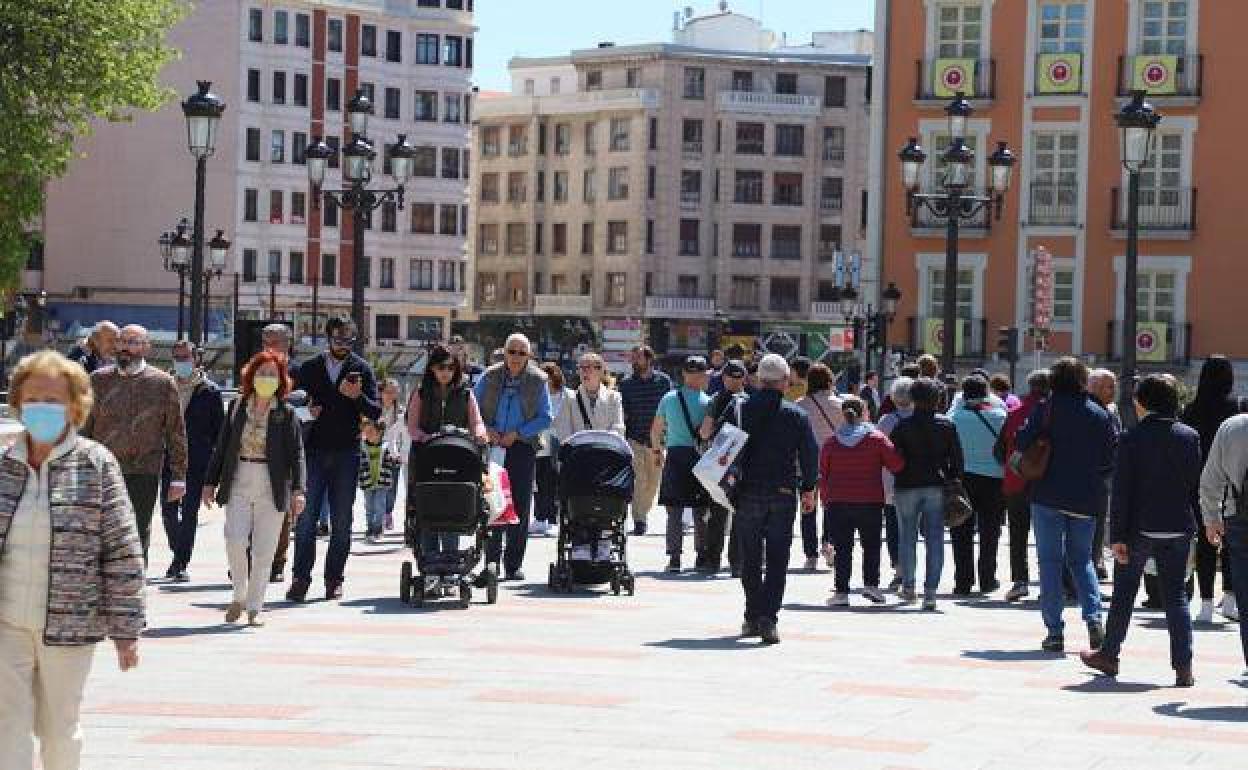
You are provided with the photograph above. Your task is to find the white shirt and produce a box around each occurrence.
[553,385,626,442]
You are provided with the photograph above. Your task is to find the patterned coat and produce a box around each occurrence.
[0,436,146,645]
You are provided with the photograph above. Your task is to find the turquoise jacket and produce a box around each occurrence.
[951,399,1007,479]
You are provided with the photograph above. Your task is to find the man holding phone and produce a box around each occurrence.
[287,316,381,602]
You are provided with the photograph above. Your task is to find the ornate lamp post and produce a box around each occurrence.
[161,218,191,337]
[180,81,226,346]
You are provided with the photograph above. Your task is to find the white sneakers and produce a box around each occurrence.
[1195,599,1215,624]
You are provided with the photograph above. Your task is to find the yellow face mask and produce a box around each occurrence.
[254,376,280,398]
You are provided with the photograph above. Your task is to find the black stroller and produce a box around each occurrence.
[401,428,498,608]
[548,430,636,595]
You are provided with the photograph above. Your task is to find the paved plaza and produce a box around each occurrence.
[75,498,1248,770]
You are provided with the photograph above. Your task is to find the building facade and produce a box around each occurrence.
[872,0,1240,370]
[40,0,474,346]
[467,8,871,368]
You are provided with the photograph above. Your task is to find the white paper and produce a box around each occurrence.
[693,422,749,512]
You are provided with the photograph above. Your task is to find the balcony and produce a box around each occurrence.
[682,140,703,158]
[475,88,661,118]
[811,302,847,320]
[716,90,821,117]
[507,141,528,157]
[644,295,716,319]
[914,58,996,101]
[906,316,988,360]
[1028,183,1078,226]
[1110,187,1197,235]
[823,146,846,165]
[1117,54,1203,102]
[533,293,594,317]
[910,202,991,234]
[1105,321,1192,367]
[680,191,701,209]
[821,196,844,213]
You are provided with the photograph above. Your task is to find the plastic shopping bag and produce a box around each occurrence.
[485,461,519,527]
[693,421,749,512]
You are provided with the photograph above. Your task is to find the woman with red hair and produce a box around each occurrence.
[204,351,306,625]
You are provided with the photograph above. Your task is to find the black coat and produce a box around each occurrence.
[205,397,306,512]
[890,411,964,489]
[1111,415,1202,542]
[296,352,381,452]
[163,377,225,484]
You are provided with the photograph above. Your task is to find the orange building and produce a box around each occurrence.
[871,0,1243,372]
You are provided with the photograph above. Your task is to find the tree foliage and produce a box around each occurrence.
[0,0,187,288]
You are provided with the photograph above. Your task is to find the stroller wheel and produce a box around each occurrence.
[413,577,426,608]
[486,571,499,604]
[400,561,413,605]
[458,582,473,609]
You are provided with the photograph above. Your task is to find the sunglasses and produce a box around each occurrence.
[724,372,745,379]
[432,363,454,371]
[330,336,356,346]
[505,349,528,356]
[578,364,602,371]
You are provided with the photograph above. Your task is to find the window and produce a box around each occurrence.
[936,2,983,58]
[1139,0,1189,55]
[381,201,397,233]
[773,173,803,206]
[270,130,285,163]
[508,125,527,156]
[776,73,798,95]
[418,0,442,6]
[535,171,545,202]
[1031,131,1080,223]
[380,87,400,120]
[386,29,402,62]
[1138,131,1184,211]
[734,171,763,204]
[322,253,337,286]
[294,73,308,106]
[646,220,655,254]
[248,8,263,42]
[818,224,841,261]
[360,82,376,106]
[443,147,461,179]
[606,273,627,307]
[325,136,340,168]
[534,222,544,254]
[267,250,282,282]
[289,251,304,284]
[327,78,341,111]
[682,119,703,154]
[585,69,602,90]
[327,18,343,52]
[626,67,641,88]
[550,76,561,94]
[731,276,760,309]
[926,267,974,320]
[770,225,802,260]
[440,204,458,235]
[323,197,338,227]
[413,145,436,177]
[770,277,801,312]
[607,221,628,254]
[361,24,377,57]
[580,222,594,255]
[1038,2,1086,54]
[554,123,570,154]
[411,203,436,233]
[439,261,457,291]
[409,259,434,290]
[584,122,597,154]
[444,93,462,123]
[291,190,306,223]
[247,69,260,102]
[609,118,629,152]
[824,76,847,107]
[444,36,463,66]
[416,34,440,64]
[679,219,700,256]
[271,71,286,105]
[732,224,762,257]
[477,224,499,255]
[508,171,526,202]
[649,117,658,150]
[552,223,568,255]
[461,205,469,236]
[523,79,535,96]
[775,125,804,156]
[647,166,656,199]
[295,13,310,46]
[478,273,498,305]
[821,177,843,211]
[506,272,526,305]
[241,248,257,282]
[553,171,568,203]
[681,170,701,206]
[683,67,705,99]
[736,122,764,154]
[245,127,260,161]
[580,273,592,296]
[414,90,437,121]
[678,275,699,298]
[506,223,526,255]
[608,167,629,200]
[375,315,399,341]
[550,273,566,294]
[732,71,754,91]
[823,126,845,163]
[582,169,596,203]
[481,126,500,157]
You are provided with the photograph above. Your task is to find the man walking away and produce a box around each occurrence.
[1200,410,1248,672]
[619,345,672,535]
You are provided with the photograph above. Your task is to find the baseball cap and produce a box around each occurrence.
[722,359,747,378]
[683,355,709,373]
[758,353,790,383]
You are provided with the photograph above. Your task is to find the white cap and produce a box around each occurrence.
[758,353,790,384]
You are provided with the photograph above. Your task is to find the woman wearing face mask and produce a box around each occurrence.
[203,351,306,626]
[0,351,145,769]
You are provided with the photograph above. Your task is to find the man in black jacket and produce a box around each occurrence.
[287,316,381,602]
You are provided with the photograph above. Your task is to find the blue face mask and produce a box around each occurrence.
[21,403,68,444]
[174,361,195,379]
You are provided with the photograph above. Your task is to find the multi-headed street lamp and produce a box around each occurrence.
[179,81,227,347]
[165,221,229,339]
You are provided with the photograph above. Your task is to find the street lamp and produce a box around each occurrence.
[204,229,231,338]
[898,92,1016,375]
[307,90,413,353]
[161,218,192,337]
[1116,89,1162,422]
[180,81,226,347]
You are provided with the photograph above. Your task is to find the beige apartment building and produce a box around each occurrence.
[466,7,871,366]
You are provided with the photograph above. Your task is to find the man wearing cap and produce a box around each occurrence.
[651,356,712,573]
[619,345,673,535]
[732,354,819,644]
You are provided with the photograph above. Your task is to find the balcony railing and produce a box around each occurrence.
[533,293,594,316]
[507,141,528,157]
[717,90,821,116]
[823,146,845,164]
[821,196,844,212]
[475,88,661,117]
[1029,183,1079,226]
[910,202,991,232]
[680,191,701,209]
[1105,321,1192,366]
[1110,187,1197,232]
[1117,54,1203,99]
[914,58,996,100]
[644,295,716,318]
[906,316,988,359]
[682,140,703,156]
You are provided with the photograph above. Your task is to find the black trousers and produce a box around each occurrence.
[486,442,537,575]
[124,473,161,564]
[884,504,899,569]
[800,511,820,559]
[161,472,204,569]
[1006,491,1032,583]
[827,502,883,592]
[951,473,1004,590]
[698,504,730,568]
[1194,520,1234,599]
[534,456,559,525]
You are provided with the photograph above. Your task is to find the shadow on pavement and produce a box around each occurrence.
[143,624,247,639]
[1062,677,1162,694]
[1154,702,1248,722]
[782,602,912,614]
[645,635,760,651]
[351,547,408,556]
[338,596,469,614]
[962,649,1065,662]
[157,582,234,594]
[1141,617,1235,633]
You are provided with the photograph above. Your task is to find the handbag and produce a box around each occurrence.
[1012,402,1054,482]
[967,405,1006,465]
[943,478,974,529]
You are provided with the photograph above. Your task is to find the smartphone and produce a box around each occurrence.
[345,372,362,384]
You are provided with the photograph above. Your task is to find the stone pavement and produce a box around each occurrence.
[73,497,1248,770]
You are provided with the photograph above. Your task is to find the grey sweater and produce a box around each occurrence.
[1199,413,1248,525]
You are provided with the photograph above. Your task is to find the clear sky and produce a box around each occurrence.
[473,0,876,92]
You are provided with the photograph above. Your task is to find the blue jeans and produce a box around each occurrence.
[363,487,389,535]
[893,486,945,595]
[294,446,361,584]
[1224,514,1248,668]
[1032,503,1102,633]
[735,493,797,626]
[1101,535,1193,667]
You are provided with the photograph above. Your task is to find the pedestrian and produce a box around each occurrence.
[990,374,1022,411]
[916,354,939,380]
[889,377,964,610]
[653,356,712,574]
[708,348,726,379]
[1200,408,1248,672]
[533,362,573,537]
[860,371,882,421]
[1180,354,1243,623]
[878,362,921,417]
[949,375,1008,596]
[82,324,188,564]
[877,376,916,590]
[619,345,673,535]
[821,395,904,607]
[554,352,625,439]
[1015,357,1117,652]
[287,315,381,603]
[796,363,844,570]
[1001,369,1051,602]
[160,339,225,582]
[474,333,553,582]
[699,358,749,575]
[946,368,1006,414]
[357,418,399,544]
[1087,368,1122,582]
[785,356,811,402]
[203,350,306,625]
[0,351,145,770]
[261,323,300,581]
[1080,374,1200,687]
[732,354,819,644]
[67,320,118,374]
[378,378,407,533]
[707,343,745,396]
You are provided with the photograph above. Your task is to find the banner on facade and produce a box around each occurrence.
[1036,52,1083,94]
[1132,54,1178,95]
[923,318,966,356]
[933,58,976,97]
[719,334,758,355]
[1136,322,1169,363]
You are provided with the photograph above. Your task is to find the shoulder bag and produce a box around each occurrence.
[967,405,1006,465]
[940,422,974,529]
[576,391,593,431]
[1014,402,1054,482]
[809,395,838,434]
[676,390,706,455]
